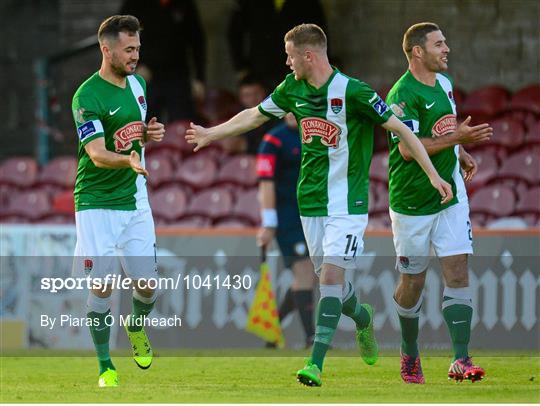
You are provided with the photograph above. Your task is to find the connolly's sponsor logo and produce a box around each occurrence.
[114,121,145,152]
[432,114,457,137]
[300,117,342,148]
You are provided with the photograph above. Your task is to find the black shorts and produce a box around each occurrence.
[275,216,309,268]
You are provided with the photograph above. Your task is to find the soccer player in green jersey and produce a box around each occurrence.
[386,22,493,384]
[71,15,166,387]
[186,23,453,387]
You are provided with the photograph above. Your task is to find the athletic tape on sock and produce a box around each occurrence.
[442,286,472,309]
[87,293,112,314]
[319,284,343,298]
[393,295,423,318]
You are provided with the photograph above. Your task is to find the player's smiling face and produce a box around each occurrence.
[422,30,450,72]
[285,41,308,80]
[109,31,141,77]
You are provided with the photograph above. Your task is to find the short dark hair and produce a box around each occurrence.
[238,74,268,92]
[403,22,440,59]
[98,15,141,43]
[284,23,327,51]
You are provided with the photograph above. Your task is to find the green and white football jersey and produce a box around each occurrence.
[72,72,149,212]
[386,71,467,215]
[259,69,393,217]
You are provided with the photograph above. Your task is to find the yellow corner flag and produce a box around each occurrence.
[246,249,285,347]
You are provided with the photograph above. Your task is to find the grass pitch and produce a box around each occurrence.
[1,350,539,403]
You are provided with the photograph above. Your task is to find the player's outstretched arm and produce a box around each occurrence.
[397,116,492,161]
[84,137,149,176]
[185,107,270,152]
[383,115,453,204]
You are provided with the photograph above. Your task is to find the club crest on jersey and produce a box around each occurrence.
[138,95,147,111]
[300,117,342,148]
[114,121,145,152]
[84,259,93,275]
[330,98,343,114]
[432,114,457,137]
[399,256,410,269]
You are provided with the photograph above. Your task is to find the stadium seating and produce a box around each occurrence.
[52,190,74,214]
[149,185,188,222]
[149,120,193,156]
[217,155,258,187]
[231,188,260,225]
[145,154,175,188]
[461,85,510,123]
[186,186,233,221]
[469,184,516,218]
[201,89,241,126]
[509,84,540,115]
[488,117,526,151]
[0,157,38,187]
[525,120,540,145]
[467,150,499,191]
[174,154,218,190]
[3,190,51,221]
[497,150,540,185]
[515,186,540,221]
[370,152,389,185]
[38,156,77,188]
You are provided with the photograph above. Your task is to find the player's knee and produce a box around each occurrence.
[444,270,468,288]
[400,272,426,293]
[87,292,112,313]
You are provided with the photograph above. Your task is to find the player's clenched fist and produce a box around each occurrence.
[144,116,165,142]
[185,122,212,152]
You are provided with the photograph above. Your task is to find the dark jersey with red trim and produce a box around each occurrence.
[256,121,302,213]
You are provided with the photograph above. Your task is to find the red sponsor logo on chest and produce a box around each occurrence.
[432,114,457,137]
[114,121,145,152]
[300,117,342,148]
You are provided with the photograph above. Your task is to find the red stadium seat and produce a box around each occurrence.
[217,155,258,187]
[497,150,540,185]
[158,120,193,154]
[38,156,77,188]
[174,154,217,189]
[232,188,260,225]
[509,84,540,115]
[370,152,389,185]
[149,185,188,221]
[525,120,540,145]
[468,150,499,187]
[461,85,510,123]
[469,185,516,218]
[201,89,241,126]
[369,185,388,215]
[0,157,38,187]
[4,190,51,221]
[52,190,75,214]
[515,186,540,216]
[488,117,526,151]
[145,154,174,188]
[187,187,233,220]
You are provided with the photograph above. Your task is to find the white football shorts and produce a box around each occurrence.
[300,214,368,275]
[390,202,473,274]
[73,207,157,280]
